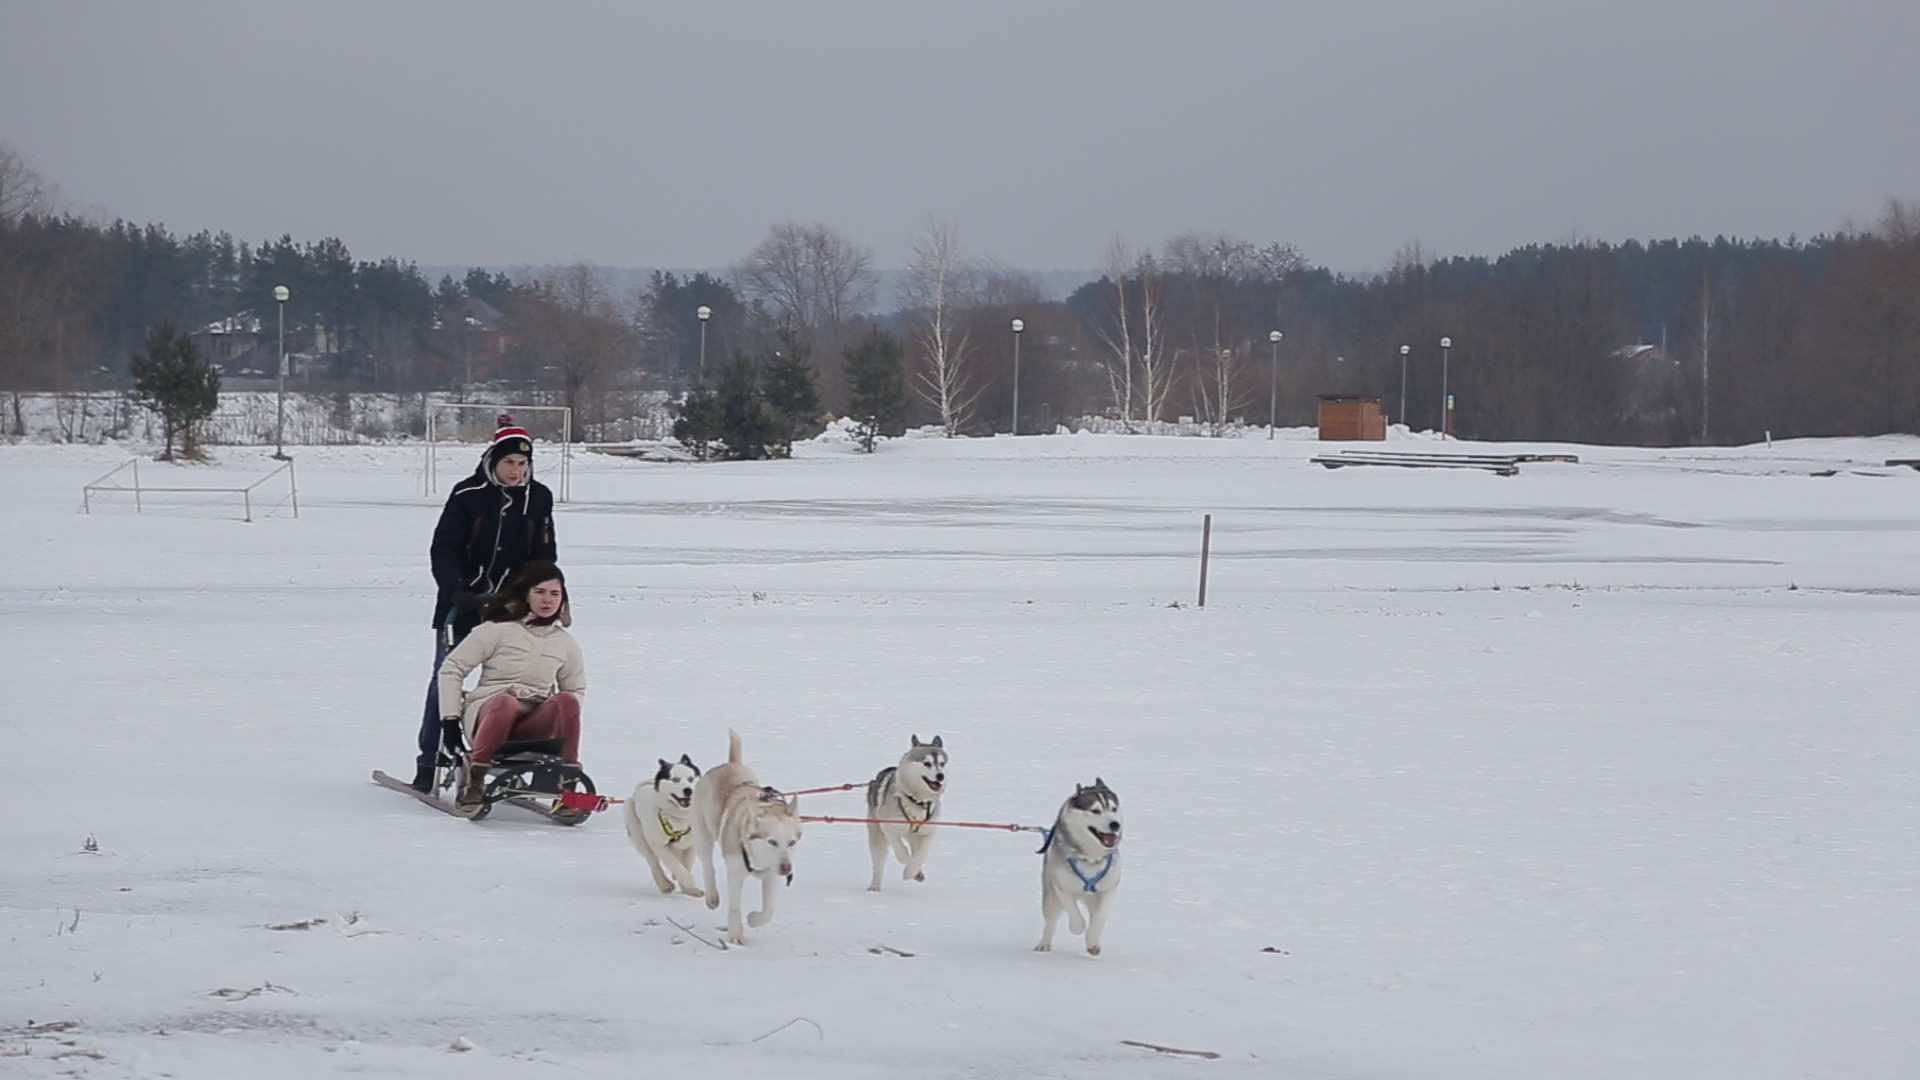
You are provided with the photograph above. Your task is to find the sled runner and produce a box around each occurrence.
[373,737,597,826]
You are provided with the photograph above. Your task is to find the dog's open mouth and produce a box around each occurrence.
[1090,827,1121,849]
[672,792,692,808]
[925,779,944,793]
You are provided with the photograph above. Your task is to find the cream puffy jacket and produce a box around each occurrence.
[437,617,586,738]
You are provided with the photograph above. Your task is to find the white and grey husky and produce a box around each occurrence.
[865,734,947,891]
[691,730,802,945]
[1034,777,1123,956]
[624,755,703,897]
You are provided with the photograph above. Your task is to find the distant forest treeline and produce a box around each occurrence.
[2,143,1915,445]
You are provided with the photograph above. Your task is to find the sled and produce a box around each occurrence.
[371,737,598,826]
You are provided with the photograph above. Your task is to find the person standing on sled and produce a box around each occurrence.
[410,414,557,792]
[437,561,587,815]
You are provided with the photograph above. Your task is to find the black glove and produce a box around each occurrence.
[451,591,502,615]
[440,717,468,756]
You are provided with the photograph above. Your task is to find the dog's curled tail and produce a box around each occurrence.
[727,728,742,765]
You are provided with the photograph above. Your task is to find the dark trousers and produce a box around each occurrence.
[417,627,463,768]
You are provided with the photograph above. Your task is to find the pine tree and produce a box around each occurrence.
[129,319,220,460]
[760,326,823,458]
[843,327,907,452]
[714,352,774,460]
[671,382,722,460]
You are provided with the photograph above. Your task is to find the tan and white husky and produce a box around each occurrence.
[690,730,802,945]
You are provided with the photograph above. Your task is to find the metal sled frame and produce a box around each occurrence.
[434,737,597,824]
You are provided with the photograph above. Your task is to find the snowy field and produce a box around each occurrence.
[3,432,1917,1078]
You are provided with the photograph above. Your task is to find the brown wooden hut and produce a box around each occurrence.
[1317,396,1386,441]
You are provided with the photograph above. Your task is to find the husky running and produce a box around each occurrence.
[624,755,703,896]
[865,734,947,891]
[1034,777,1123,956]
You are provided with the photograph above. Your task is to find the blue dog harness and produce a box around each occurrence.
[1067,853,1115,893]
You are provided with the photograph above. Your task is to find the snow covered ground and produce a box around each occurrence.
[3,432,1917,1078]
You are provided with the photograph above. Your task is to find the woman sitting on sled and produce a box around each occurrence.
[436,560,587,816]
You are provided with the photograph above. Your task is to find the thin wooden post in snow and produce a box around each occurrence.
[1198,513,1212,607]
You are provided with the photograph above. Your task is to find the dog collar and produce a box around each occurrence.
[1067,853,1115,893]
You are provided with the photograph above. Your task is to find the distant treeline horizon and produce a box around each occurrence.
[3,146,1916,446]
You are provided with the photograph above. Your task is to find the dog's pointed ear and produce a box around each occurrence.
[931,735,943,748]
[679,753,695,768]
[787,793,800,811]
[910,734,922,747]
[658,758,670,771]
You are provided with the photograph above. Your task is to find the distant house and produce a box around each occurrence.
[191,315,262,372]
[430,296,515,381]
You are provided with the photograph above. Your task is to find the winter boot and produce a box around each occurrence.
[455,762,489,814]
[410,763,436,794]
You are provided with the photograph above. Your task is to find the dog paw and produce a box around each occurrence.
[658,883,676,895]
[1034,942,1052,952]
[866,884,882,893]
[913,871,926,882]
[727,931,746,946]
[1086,944,1102,957]
[748,910,770,928]
[683,887,704,898]
[704,894,721,910]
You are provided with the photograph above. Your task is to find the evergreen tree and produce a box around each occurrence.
[129,319,220,460]
[671,381,722,460]
[842,327,907,452]
[714,352,774,460]
[760,326,823,457]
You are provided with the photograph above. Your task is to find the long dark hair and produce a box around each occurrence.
[490,560,570,627]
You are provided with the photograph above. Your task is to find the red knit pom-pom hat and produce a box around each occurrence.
[486,413,533,467]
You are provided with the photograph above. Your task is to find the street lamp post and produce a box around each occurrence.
[695,305,712,382]
[1398,344,1410,432]
[1439,336,1453,439]
[1010,318,1025,435]
[273,285,290,460]
[1268,330,1283,440]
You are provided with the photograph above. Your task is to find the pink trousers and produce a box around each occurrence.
[470,692,581,765]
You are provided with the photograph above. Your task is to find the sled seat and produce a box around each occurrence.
[496,737,567,758]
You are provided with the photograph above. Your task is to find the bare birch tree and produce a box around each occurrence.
[902,217,983,435]
[1089,241,1175,427]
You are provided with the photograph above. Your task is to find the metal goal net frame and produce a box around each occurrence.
[424,402,573,502]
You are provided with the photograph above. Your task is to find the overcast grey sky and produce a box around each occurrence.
[5,1,1916,274]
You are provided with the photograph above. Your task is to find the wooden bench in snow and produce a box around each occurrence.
[1309,450,1580,476]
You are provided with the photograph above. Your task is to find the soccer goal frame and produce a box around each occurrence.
[81,457,299,522]
[425,402,573,502]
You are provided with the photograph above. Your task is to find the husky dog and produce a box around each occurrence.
[865,734,947,891]
[690,730,802,945]
[1034,778,1123,956]
[624,755,704,897]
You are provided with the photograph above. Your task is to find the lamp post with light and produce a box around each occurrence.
[1398,344,1410,432]
[273,285,290,460]
[1010,318,1025,435]
[695,305,712,382]
[1268,330,1283,439]
[1439,336,1453,438]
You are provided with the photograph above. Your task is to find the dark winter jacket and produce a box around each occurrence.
[429,465,557,636]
